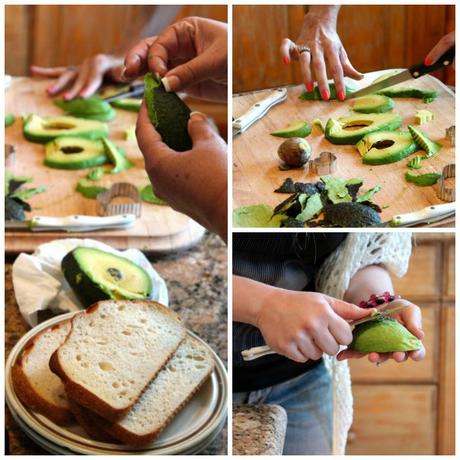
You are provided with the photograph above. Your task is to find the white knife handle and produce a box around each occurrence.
[30,214,136,231]
[241,345,277,361]
[391,202,456,226]
[233,88,287,133]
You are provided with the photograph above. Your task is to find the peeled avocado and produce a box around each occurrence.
[23,114,108,143]
[408,125,442,158]
[54,97,116,122]
[325,112,402,145]
[356,131,417,165]
[350,94,395,114]
[61,247,152,307]
[144,72,192,151]
[271,121,312,138]
[111,98,142,112]
[350,318,421,353]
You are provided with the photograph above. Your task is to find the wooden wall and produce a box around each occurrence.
[5,5,227,76]
[233,5,455,92]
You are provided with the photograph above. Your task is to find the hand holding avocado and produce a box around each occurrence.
[123,17,227,102]
[280,5,363,101]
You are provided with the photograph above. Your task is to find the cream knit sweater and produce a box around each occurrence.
[315,232,412,455]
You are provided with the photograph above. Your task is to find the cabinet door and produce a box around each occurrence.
[346,385,437,454]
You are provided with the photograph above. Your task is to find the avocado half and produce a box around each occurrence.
[62,247,152,307]
[23,114,108,144]
[325,112,402,145]
[45,137,108,170]
[356,131,418,165]
[144,72,192,151]
[350,318,421,353]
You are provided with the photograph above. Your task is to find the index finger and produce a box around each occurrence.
[397,303,424,339]
[123,36,157,81]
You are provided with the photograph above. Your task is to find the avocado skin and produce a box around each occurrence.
[144,72,192,152]
[61,248,152,308]
[324,202,381,227]
[350,318,422,353]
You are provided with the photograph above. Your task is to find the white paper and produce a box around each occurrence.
[12,238,168,327]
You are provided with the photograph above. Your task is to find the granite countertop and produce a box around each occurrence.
[5,232,227,455]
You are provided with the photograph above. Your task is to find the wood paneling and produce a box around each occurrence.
[233,5,454,92]
[5,5,30,76]
[445,243,455,300]
[347,385,437,455]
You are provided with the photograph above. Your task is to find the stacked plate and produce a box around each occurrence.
[6,313,227,455]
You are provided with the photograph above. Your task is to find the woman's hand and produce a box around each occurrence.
[136,103,227,241]
[337,300,425,364]
[280,6,363,101]
[30,54,124,100]
[123,17,227,102]
[424,31,455,66]
[255,290,374,363]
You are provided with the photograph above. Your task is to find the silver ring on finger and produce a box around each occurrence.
[298,47,311,54]
[66,65,77,71]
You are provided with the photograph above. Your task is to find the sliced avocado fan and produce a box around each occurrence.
[350,94,395,114]
[407,125,442,158]
[144,72,192,151]
[271,121,311,138]
[356,131,417,165]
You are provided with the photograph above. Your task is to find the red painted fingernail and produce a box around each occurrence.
[338,90,345,101]
[321,90,330,101]
[47,85,55,94]
[306,82,314,92]
[283,56,290,65]
[79,90,87,97]
[63,93,72,101]
[424,57,432,66]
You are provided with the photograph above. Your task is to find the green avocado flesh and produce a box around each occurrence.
[350,94,395,113]
[376,87,438,103]
[415,109,434,125]
[76,179,108,199]
[139,184,167,205]
[5,113,15,127]
[271,121,311,138]
[350,318,422,353]
[144,72,192,151]
[356,131,417,165]
[299,83,355,101]
[111,98,142,112]
[325,113,402,145]
[102,137,133,173]
[54,97,116,122]
[44,137,108,170]
[61,247,152,307]
[407,125,442,158]
[405,170,441,186]
[23,114,108,143]
[233,204,286,228]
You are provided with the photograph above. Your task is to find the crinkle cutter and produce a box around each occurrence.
[96,182,142,217]
[309,151,337,175]
[436,163,455,202]
[241,299,411,361]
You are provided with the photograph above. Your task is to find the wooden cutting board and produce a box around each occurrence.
[233,72,455,226]
[5,77,205,253]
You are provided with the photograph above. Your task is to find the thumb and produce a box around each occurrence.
[325,295,375,321]
[187,111,220,146]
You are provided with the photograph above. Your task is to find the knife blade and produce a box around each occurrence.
[385,202,455,227]
[351,46,455,98]
[5,214,136,232]
[102,83,144,103]
[233,88,287,136]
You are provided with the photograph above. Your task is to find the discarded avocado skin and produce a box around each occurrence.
[318,202,382,227]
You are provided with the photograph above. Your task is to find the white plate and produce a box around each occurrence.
[6,312,227,455]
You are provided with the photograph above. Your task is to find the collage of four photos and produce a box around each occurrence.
[3,2,456,457]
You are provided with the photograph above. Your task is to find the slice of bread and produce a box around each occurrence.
[71,335,215,446]
[49,300,185,421]
[12,321,74,425]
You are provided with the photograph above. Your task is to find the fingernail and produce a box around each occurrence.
[338,90,345,101]
[189,111,207,122]
[424,57,432,66]
[161,75,179,92]
[321,90,330,101]
[306,82,314,92]
[120,66,127,80]
[47,85,55,94]
[79,90,87,97]
[63,93,72,101]
[283,56,290,65]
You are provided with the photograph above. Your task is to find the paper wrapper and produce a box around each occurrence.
[12,238,168,327]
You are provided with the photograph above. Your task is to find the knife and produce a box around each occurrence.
[5,214,136,232]
[102,83,144,103]
[351,46,455,98]
[233,88,288,137]
[386,202,455,227]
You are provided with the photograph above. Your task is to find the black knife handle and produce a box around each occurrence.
[128,83,145,98]
[409,46,455,79]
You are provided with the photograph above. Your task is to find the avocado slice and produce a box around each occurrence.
[407,125,442,158]
[54,97,116,122]
[111,98,142,112]
[350,317,421,352]
[44,137,108,170]
[325,112,402,145]
[101,137,133,173]
[76,179,108,199]
[405,170,441,186]
[356,131,417,165]
[61,247,152,307]
[299,83,355,101]
[144,72,192,151]
[350,94,395,113]
[23,114,108,144]
[415,109,434,125]
[376,87,438,103]
[271,121,311,138]
[5,113,15,127]
[407,155,423,169]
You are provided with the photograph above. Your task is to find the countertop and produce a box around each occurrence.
[5,232,227,455]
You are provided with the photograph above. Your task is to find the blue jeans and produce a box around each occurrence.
[233,361,332,455]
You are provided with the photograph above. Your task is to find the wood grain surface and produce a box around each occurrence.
[5,77,205,253]
[233,73,455,226]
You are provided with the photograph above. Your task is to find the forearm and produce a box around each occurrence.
[343,265,394,305]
